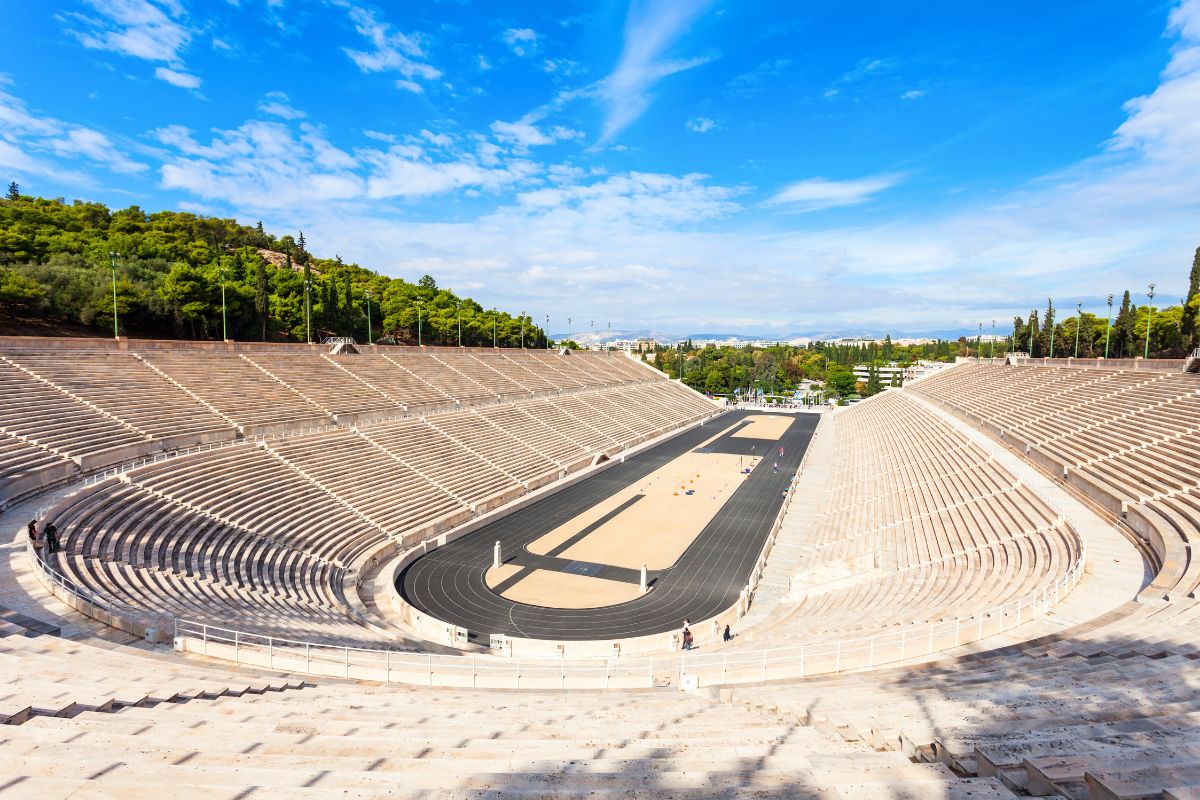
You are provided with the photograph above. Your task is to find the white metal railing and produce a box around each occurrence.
[26,499,1086,690]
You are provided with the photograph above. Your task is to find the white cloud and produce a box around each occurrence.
[66,0,198,88]
[686,117,717,133]
[338,3,440,90]
[501,28,538,57]
[154,66,201,89]
[151,114,542,211]
[596,0,716,146]
[490,117,583,152]
[901,89,925,100]
[257,91,305,119]
[478,55,492,71]
[0,81,146,181]
[766,174,903,211]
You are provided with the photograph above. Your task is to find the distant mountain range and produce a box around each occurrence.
[555,327,989,345]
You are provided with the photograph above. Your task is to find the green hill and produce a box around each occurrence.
[0,189,543,346]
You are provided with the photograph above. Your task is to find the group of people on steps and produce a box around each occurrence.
[26,519,60,554]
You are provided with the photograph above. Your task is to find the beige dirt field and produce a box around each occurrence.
[484,563,523,586]
[493,569,645,608]
[525,420,778,571]
[486,415,792,608]
[731,414,794,440]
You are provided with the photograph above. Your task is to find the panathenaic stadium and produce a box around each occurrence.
[2,337,1200,799]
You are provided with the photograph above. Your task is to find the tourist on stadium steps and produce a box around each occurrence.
[723,625,732,642]
[26,520,38,548]
[682,628,693,650]
[43,523,60,554]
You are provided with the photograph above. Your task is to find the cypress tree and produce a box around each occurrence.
[1113,291,1134,357]
[255,259,269,341]
[1027,310,1040,357]
[6,181,18,201]
[1183,246,1200,352]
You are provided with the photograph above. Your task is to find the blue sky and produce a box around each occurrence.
[2,0,1198,335]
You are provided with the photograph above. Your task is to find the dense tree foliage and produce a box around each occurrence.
[0,193,544,345]
[1010,264,1196,360]
[652,335,995,399]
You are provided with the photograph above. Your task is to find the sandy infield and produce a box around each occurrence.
[731,414,794,440]
[492,568,645,608]
[524,419,771,571]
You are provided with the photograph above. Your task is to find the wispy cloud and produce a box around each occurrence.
[64,0,199,89]
[686,116,718,133]
[490,117,583,152]
[901,89,925,100]
[337,2,440,90]
[822,56,900,100]
[154,66,201,89]
[257,91,305,120]
[766,174,903,211]
[0,79,146,182]
[595,0,716,146]
[726,58,791,98]
[501,28,538,57]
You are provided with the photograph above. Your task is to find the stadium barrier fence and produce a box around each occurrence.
[26,510,1086,690]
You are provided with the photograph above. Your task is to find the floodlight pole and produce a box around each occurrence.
[456,301,461,347]
[1145,283,1156,360]
[520,310,525,349]
[1104,294,1114,359]
[990,320,996,360]
[1028,310,1035,356]
[416,301,423,347]
[220,264,228,341]
[545,314,549,348]
[108,251,120,339]
[492,308,497,348]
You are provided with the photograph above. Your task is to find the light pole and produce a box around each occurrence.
[1028,310,1035,356]
[492,308,497,348]
[415,300,424,347]
[304,279,312,343]
[1104,294,1114,359]
[365,289,373,345]
[545,314,549,348]
[1145,283,1156,360]
[990,320,996,360]
[567,317,572,345]
[108,251,120,339]
[456,301,462,347]
[520,310,525,349]
[977,322,982,357]
[219,262,228,341]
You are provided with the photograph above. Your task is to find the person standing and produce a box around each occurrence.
[26,520,38,548]
[723,625,732,642]
[43,523,60,554]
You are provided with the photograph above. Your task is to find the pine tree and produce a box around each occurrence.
[255,259,269,341]
[5,181,18,201]
[1183,246,1200,352]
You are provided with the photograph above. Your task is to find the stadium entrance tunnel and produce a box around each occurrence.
[396,410,820,645]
